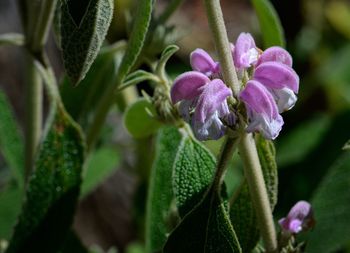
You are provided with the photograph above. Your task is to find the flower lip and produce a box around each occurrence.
[253,61,299,93]
[171,71,210,104]
[190,48,219,76]
[194,79,232,123]
[233,32,258,69]
[256,46,293,67]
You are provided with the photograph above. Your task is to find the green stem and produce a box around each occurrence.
[24,53,43,182]
[238,132,277,253]
[203,0,240,96]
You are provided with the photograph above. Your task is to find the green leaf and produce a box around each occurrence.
[123,98,162,139]
[164,185,241,253]
[5,104,85,253]
[118,70,160,92]
[60,0,114,84]
[305,153,350,253]
[59,230,89,253]
[81,146,120,197]
[173,136,216,217]
[145,127,183,253]
[0,186,23,240]
[251,0,285,48]
[156,44,179,81]
[0,33,24,46]
[0,90,24,187]
[229,134,278,252]
[343,140,350,150]
[117,0,153,82]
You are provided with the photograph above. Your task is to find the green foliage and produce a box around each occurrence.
[81,147,120,197]
[173,136,216,217]
[251,0,285,48]
[145,127,183,253]
[124,98,162,139]
[5,104,85,253]
[60,0,114,84]
[118,70,160,92]
[59,230,89,253]
[0,90,24,187]
[156,44,179,81]
[164,185,242,253]
[117,0,153,82]
[305,153,350,253]
[0,33,24,46]
[0,186,22,240]
[230,135,278,252]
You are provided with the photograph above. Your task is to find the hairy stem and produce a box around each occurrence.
[203,0,240,96]
[238,132,277,253]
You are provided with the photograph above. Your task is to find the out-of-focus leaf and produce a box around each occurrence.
[5,104,85,253]
[145,127,183,253]
[173,136,216,217]
[0,90,24,187]
[81,147,120,197]
[59,230,88,253]
[343,140,350,150]
[123,98,162,139]
[60,0,114,84]
[164,185,241,253]
[126,242,144,253]
[0,186,22,240]
[276,115,331,167]
[305,153,350,253]
[251,0,285,48]
[229,134,278,252]
[117,0,152,82]
[0,33,24,46]
[325,1,350,40]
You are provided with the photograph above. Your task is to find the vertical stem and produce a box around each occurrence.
[238,132,277,253]
[203,0,240,96]
[24,53,42,182]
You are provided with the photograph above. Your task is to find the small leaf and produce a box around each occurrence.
[305,153,350,253]
[251,0,285,48]
[81,147,120,197]
[60,0,114,84]
[229,134,278,252]
[123,98,162,138]
[0,186,23,240]
[118,70,160,92]
[0,33,24,46]
[164,185,241,253]
[156,44,179,81]
[117,0,153,82]
[173,136,216,217]
[0,90,24,187]
[5,104,85,253]
[145,127,183,253]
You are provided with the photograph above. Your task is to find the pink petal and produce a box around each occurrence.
[257,46,293,67]
[171,71,210,104]
[254,62,299,93]
[190,48,219,76]
[233,32,258,69]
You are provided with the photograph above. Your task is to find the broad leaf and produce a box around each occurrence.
[173,136,216,217]
[60,0,114,84]
[81,147,120,197]
[305,153,350,253]
[117,0,153,82]
[251,0,285,48]
[5,104,85,253]
[0,186,22,240]
[123,98,162,139]
[145,127,183,253]
[0,90,24,187]
[229,134,278,252]
[164,185,241,253]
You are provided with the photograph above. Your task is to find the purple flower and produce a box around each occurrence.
[190,48,220,77]
[256,46,293,67]
[279,201,315,234]
[171,71,232,140]
[240,80,283,139]
[233,33,259,69]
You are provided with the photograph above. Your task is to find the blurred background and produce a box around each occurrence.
[0,0,350,252]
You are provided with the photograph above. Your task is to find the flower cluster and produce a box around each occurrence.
[171,32,299,140]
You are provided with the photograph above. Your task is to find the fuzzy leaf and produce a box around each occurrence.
[123,98,162,138]
[251,0,285,48]
[5,104,85,253]
[229,134,278,252]
[173,136,216,217]
[118,70,160,91]
[60,0,114,84]
[305,153,350,253]
[145,127,183,253]
[156,44,179,80]
[0,90,24,187]
[164,185,241,253]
